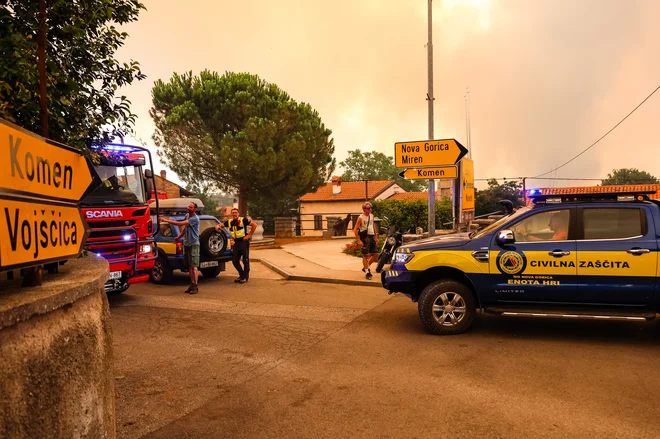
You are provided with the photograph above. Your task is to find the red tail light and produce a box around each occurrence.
[176,241,184,255]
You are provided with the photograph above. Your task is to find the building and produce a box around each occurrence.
[299,177,405,236]
[525,184,660,206]
[155,170,194,199]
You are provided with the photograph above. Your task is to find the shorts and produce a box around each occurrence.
[361,234,378,255]
[184,245,200,268]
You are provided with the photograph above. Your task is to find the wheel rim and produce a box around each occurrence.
[431,292,467,326]
[208,235,224,254]
[153,259,163,281]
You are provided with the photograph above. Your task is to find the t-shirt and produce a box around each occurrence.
[358,214,375,236]
[224,217,251,242]
[184,213,200,246]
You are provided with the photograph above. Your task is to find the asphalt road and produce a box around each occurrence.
[109,264,660,439]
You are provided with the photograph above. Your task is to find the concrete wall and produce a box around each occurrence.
[0,257,115,439]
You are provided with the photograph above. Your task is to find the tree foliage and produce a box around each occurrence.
[150,71,336,215]
[601,168,659,185]
[475,179,525,216]
[340,149,425,192]
[185,182,219,217]
[0,0,145,148]
[371,198,453,232]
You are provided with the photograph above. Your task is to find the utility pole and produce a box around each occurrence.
[427,0,436,237]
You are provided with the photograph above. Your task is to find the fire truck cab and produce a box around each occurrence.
[81,143,159,293]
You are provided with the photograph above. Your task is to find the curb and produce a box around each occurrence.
[251,258,383,288]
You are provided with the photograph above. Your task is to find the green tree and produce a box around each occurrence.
[371,198,453,232]
[475,179,525,216]
[248,194,299,218]
[601,168,659,185]
[185,182,218,216]
[340,149,425,192]
[150,71,336,215]
[0,0,145,148]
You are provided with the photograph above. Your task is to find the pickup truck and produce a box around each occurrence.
[382,191,660,335]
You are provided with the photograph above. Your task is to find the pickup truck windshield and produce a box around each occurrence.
[82,165,146,206]
[471,206,530,239]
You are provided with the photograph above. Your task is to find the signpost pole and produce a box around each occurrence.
[427,0,436,237]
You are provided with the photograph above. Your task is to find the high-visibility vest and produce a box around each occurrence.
[229,217,247,239]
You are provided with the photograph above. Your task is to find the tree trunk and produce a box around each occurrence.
[238,189,248,216]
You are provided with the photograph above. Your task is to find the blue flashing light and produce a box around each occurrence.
[91,143,143,153]
[528,189,542,196]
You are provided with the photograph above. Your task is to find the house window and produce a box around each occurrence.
[314,215,323,230]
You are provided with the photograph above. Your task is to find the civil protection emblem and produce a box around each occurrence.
[496,251,526,275]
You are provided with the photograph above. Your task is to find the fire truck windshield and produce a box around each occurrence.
[82,165,146,207]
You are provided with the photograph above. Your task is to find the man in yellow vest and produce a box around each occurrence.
[215,208,257,284]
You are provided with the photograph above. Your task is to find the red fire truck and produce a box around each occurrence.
[81,143,159,293]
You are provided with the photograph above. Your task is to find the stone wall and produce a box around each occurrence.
[0,257,115,439]
[274,217,297,238]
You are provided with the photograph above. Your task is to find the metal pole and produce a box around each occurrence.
[427,0,436,236]
[466,87,472,158]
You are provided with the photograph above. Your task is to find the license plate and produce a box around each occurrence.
[199,261,219,269]
[109,271,122,280]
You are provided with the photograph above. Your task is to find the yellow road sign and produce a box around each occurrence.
[394,138,468,168]
[398,166,457,180]
[461,158,475,211]
[0,198,90,270]
[0,119,99,203]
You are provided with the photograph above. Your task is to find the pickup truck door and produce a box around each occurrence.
[575,205,658,306]
[490,207,578,304]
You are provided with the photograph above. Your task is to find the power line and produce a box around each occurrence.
[532,84,660,178]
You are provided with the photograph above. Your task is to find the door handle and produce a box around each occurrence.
[549,250,570,257]
[627,248,650,255]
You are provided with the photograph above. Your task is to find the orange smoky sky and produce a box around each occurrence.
[116,0,660,190]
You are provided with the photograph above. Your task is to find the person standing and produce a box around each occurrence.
[353,202,379,280]
[215,208,256,284]
[160,202,201,294]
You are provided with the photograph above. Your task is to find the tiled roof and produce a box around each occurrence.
[300,180,395,201]
[388,192,446,202]
[526,184,660,206]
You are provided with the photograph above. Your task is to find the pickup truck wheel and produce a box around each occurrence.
[200,228,227,258]
[201,267,221,278]
[418,280,476,335]
[151,254,173,284]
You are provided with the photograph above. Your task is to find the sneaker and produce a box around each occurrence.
[234,277,244,283]
[366,270,373,280]
[184,284,194,294]
[189,284,199,294]
[237,279,247,284]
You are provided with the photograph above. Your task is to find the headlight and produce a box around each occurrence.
[140,244,152,255]
[387,237,396,245]
[393,248,414,264]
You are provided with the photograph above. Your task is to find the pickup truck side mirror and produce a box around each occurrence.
[496,229,515,246]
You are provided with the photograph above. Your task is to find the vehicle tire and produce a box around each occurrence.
[151,253,173,284]
[375,252,390,273]
[417,280,476,335]
[200,228,227,258]
[201,266,221,278]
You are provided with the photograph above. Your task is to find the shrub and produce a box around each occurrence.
[342,236,386,258]
[371,198,453,232]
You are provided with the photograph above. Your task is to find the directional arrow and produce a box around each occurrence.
[394,138,468,168]
[0,119,100,203]
[0,197,91,271]
[398,166,458,180]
